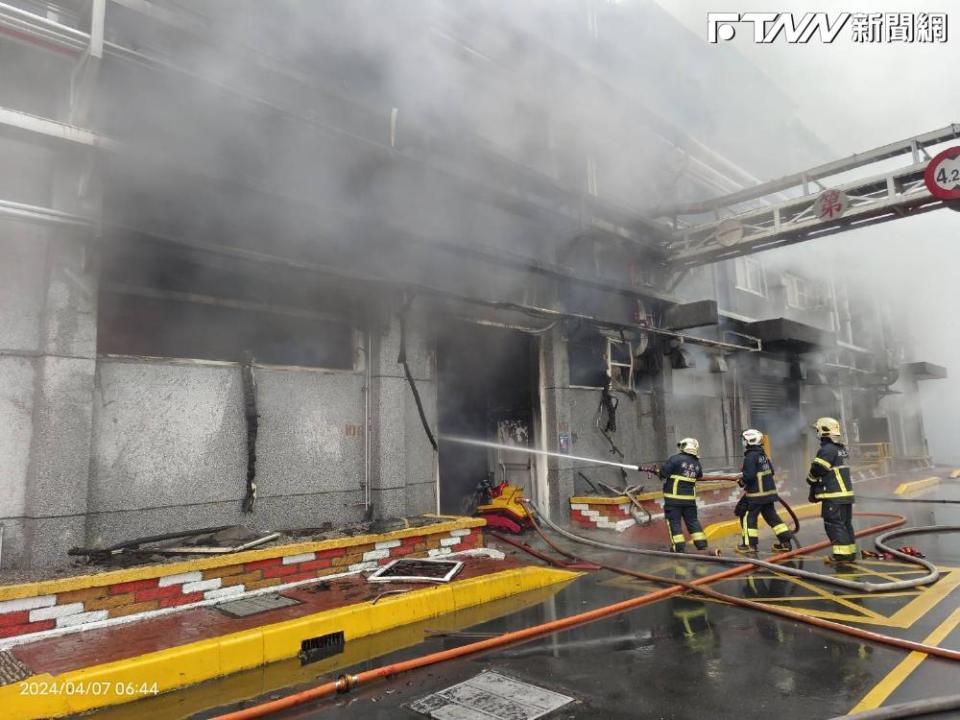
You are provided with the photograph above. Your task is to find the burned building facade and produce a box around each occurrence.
[0,0,942,568]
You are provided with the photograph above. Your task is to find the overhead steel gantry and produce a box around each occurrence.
[659,124,960,269]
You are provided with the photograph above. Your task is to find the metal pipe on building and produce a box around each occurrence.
[363,330,372,511]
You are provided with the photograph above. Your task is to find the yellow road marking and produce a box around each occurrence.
[848,606,960,713]
[704,565,960,628]
[770,573,886,621]
[842,563,926,586]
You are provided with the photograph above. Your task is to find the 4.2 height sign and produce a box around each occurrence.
[924,147,960,201]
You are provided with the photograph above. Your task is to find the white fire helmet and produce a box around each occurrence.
[742,429,764,448]
[813,417,842,443]
[677,437,700,457]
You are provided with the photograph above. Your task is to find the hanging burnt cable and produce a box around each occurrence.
[397,295,438,452]
[598,381,619,433]
[240,351,258,513]
[595,377,630,482]
[524,501,956,593]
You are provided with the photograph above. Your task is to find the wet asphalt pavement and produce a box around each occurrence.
[182,480,960,720]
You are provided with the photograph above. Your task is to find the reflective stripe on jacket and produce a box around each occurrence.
[741,446,777,500]
[659,452,702,505]
[806,439,854,503]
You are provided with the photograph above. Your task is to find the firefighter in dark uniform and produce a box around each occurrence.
[735,429,793,555]
[806,417,857,563]
[658,437,708,552]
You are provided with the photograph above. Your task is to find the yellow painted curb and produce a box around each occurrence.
[570,495,630,506]
[1,566,578,720]
[703,503,822,541]
[87,582,567,720]
[894,476,941,496]
[950,469,960,479]
[0,518,485,602]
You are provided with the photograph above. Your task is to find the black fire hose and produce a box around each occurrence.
[778,496,801,536]
[829,694,960,719]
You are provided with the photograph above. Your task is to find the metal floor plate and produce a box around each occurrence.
[216,593,301,618]
[408,671,575,720]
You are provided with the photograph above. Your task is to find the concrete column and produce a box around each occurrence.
[0,136,100,568]
[538,326,574,519]
[368,309,438,520]
[0,221,98,568]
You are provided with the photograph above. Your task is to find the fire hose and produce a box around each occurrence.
[504,508,960,663]
[525,501,949,593]
[828,694,960,719]
[210,512,944,720]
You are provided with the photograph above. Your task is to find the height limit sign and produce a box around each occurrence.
[924,146,960,200]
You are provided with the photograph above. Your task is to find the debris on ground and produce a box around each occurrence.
[0,516,453,584]
[368,558,464,584]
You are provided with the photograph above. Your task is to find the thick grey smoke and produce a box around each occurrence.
[657,0,960,464]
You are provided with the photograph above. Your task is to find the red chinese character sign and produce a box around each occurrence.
[924,146,960,200]
[815,189,849,220]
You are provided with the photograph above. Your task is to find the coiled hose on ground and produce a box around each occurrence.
[525,501,951,593]
[211,510,953,720]
[497,510,960,662]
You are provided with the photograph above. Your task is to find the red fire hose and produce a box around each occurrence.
[210,513,924,720]
[515,510,960,662]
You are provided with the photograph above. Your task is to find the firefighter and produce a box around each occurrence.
[806,417,857,563]
[658,437,708,552]
[735,429,793,555]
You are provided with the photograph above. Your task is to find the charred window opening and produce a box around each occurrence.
[568,327,607,388]
[97,243,357,370]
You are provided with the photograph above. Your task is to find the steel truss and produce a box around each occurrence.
[663,124,960,268]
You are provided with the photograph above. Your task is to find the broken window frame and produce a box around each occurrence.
[605,336,634,392]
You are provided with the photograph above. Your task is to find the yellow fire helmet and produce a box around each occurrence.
[813,417,842,442]
[677,437,700,457]
[742,428,764,447]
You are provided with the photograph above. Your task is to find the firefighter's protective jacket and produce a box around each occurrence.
[741,445,777,504]
[806,439,855,504]
[659,452,702,506]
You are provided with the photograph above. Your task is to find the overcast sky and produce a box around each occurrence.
[656,0,960,463]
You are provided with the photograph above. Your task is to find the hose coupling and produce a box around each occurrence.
[335,674,360,694]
